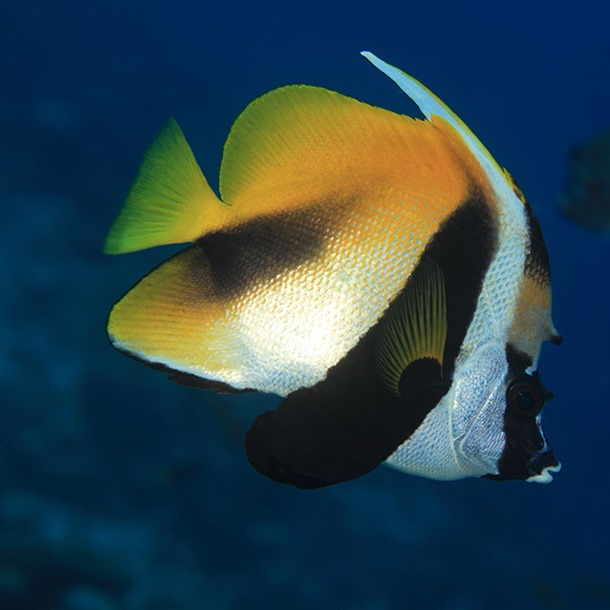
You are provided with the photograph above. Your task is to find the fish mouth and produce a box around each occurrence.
[525,449,561,484]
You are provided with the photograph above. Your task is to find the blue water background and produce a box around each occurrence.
[2,1,609,608]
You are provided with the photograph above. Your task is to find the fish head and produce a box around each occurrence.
[448,340,560,483]
[385,257,562,486]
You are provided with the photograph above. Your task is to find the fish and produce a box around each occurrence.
[104,51,562,489]
[561,127,610,231]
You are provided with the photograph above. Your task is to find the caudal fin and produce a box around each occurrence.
[104,118,229,254]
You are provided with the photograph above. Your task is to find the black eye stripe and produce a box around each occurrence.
[489,367,558,481]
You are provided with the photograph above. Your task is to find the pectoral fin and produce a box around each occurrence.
[376,257,447,396]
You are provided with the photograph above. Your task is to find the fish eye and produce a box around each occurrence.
[506,375,547,418]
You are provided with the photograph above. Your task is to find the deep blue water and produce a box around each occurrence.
[2,1,610,609]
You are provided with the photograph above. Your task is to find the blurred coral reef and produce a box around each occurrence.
[562,128,610,231]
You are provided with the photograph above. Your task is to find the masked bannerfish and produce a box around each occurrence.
[104,52,562,489]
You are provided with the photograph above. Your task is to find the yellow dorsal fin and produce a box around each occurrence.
[104,118,229,254]
[217,85,480,218]
[377,258,447,396]
[220,85,379,206]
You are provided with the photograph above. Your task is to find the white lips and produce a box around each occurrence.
[526,462,562,484]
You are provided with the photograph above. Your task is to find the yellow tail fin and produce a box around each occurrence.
[104,118,229,254]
